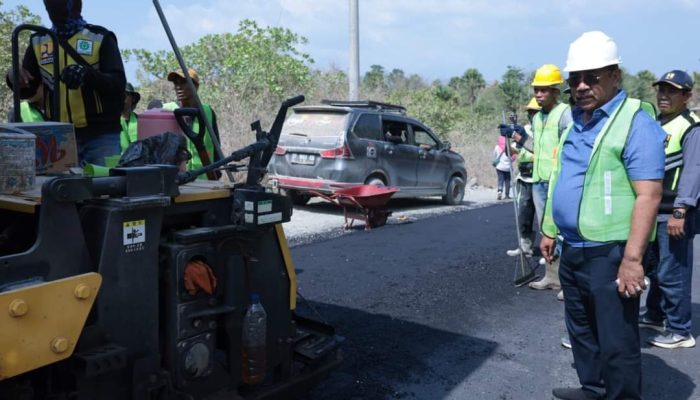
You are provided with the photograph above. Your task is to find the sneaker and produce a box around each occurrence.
[648,332,696,349]
[506,247,534,257]
[497,192,502,200]
[539,257,546,266]
[557,290,564,301]
[638,314,665,333]
[561,336,572,349]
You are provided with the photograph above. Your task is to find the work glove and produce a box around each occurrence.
[60,64,88,89]
[498,123,526,138]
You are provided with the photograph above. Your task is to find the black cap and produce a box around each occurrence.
[653,70,694,91]
[125,82,141,106]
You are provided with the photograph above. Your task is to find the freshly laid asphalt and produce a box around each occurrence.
[293,203,700,400]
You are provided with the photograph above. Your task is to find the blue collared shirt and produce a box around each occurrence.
[551,90,666,247]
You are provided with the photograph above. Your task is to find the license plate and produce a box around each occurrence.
[290,153,315,165]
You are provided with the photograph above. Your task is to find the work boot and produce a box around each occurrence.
[552,387,603,399]
[529,259,560,290]
[506,238,533,257]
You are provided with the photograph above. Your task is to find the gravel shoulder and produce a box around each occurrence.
[283,186,503,246]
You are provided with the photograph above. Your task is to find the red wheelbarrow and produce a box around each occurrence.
[310,185,399,230]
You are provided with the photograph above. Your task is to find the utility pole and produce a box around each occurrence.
[348,0,359,101]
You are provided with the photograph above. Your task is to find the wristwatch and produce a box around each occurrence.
[672,209,686,219]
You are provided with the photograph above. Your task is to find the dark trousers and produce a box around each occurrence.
[646,211,696,335]
[496,169,511,197]
[515,179,535,239]
[560,242,641,400]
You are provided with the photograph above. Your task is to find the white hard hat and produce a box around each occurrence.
[563,31,622,72]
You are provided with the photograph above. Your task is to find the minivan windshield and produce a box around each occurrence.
[282,111,349,137]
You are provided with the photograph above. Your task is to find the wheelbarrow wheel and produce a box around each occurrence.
[368,209,388,228]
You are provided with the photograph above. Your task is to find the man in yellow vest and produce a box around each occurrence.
[119,83,140,153]
[540,31,665,400]
[162,68,221,179]
[641,70,700,349]
[528,64,572,292]
[506,98,541,257]
[6,0,126,166]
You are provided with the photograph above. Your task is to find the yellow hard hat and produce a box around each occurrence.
[526,97,541,111]
[531,64,564,87]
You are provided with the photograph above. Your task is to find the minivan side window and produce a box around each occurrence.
[382,119,410,145]
[352,114,381,140]
[413,125,439,149]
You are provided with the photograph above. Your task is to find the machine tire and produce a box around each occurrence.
[288,189,311,206]
[442,176,465,205]
[365,176,386,187]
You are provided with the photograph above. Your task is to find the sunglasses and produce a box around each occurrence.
[567,69,612,88]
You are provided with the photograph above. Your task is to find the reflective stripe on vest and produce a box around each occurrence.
[532,102,569,183]
[162,102,216,176]
[662,111,700,192]
[542,97,653,242]
[119,112,138,153]
[32,29,105,127]
[20,102,45,122]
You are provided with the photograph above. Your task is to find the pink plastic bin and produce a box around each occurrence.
[137,109,184,141]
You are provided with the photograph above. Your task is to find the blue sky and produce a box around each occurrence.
[6,0,700,83]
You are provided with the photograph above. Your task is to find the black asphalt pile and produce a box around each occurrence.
[294,204,700,400]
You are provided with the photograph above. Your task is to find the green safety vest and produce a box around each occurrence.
[531,103,569,183]
[659,110,700,211]
[20,101,45,122]
[162,102,216,177]
[518,125,535,164]
[119,112,138,153]
[542,97,655,242]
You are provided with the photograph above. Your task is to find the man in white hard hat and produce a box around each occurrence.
[540,31,665,400]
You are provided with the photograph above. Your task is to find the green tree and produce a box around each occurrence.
[448,68,485,107]
[631,70,657,104]
[362,64,386,91]
[0,1,41,115]
[498,66,527,113]
[123,19,313,101]
[386,68,407,92]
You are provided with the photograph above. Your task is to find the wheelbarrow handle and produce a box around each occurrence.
[307,190,337,204]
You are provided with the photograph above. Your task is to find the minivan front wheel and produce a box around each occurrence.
[287,189,311,206]
[442,176,465,205]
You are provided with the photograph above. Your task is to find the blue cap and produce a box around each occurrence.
[653,70,694,91]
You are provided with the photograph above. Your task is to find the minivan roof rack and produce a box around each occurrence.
[320,100,406,114]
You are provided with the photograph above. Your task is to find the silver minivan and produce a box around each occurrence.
[268,100,467,205]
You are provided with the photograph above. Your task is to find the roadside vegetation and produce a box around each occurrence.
[2,3,699,187]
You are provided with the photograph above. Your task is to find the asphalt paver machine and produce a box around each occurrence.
[0,95,342,399]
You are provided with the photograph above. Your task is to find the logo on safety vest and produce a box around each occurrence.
[76,39,93,56]
[40,42,54,64]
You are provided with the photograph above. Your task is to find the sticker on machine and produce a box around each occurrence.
[123,220,146,252]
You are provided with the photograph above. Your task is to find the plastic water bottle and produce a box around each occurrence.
[242,293,267,385]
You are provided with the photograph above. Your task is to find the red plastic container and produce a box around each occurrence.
[137,109,183,141]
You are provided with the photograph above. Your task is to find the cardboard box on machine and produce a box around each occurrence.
[5,122,78,174]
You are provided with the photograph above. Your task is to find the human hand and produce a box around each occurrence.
[60,64,87,89]
[539,236,556,264]
[6,67,34,88]
[617,257,646,298]
[667,214,685,239]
